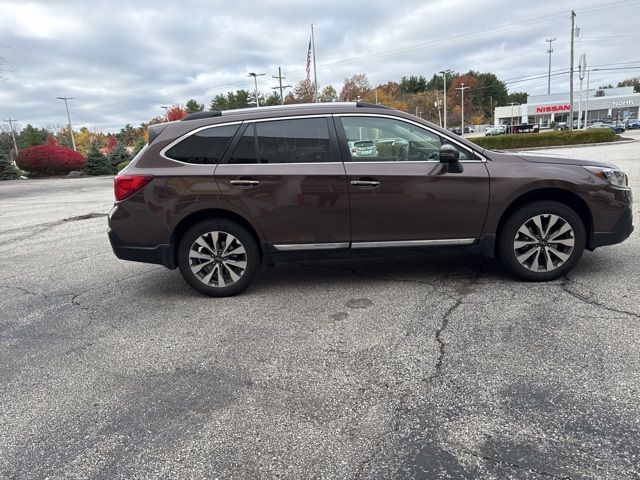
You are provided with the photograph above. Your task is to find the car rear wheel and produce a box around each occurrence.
[498,201,586,281]
[178,219,260,297]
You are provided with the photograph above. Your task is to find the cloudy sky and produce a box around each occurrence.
[1,0,639,132]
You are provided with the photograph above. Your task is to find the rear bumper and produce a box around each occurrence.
[108,228,176,269]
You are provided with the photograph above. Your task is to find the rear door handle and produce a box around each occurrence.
[230,179,260,187]
[351,179,380,187]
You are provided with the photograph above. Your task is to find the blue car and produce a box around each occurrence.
[625,119,640,129]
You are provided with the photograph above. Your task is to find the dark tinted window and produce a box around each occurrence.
[165,124,239,164]
[257,118,331,163]
[228,124,258,164]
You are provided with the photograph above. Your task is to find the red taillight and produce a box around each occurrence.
[114,175,153,201]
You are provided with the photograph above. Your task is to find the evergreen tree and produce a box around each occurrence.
[107,142,132,172]
[185,99,205,113]
[0,152,20,180]
[84,142,112,176]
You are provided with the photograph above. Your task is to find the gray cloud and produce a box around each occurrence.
[1,0,638,131]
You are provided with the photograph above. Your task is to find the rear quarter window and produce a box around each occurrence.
[165,124,240,164]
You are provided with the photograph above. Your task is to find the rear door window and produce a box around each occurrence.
[165,124,240,164]
[257,118,332,163]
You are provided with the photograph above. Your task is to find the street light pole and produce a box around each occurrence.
[160,105,170,121]
[248,72,266,107]
[439,69,451,130]
[456,83,470,136]
[56,97,76,151]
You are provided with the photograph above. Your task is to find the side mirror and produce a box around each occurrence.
[439,144,459,163]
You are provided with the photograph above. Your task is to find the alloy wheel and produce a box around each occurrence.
[188,231,247,287]
[513,214,575,272]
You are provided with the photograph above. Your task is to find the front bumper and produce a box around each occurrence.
[591,203,634,248]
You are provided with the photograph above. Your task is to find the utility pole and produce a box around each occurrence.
[545,37,557,95]
[248,72,266,107]
[439,69,452,129]
[4,118,19,161]
[456,83,470,136]
[569,10,576,130]
[489,95,493,125]
[56,97,76,151]
[272,67,291,105]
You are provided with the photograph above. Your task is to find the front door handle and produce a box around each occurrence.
[351,179,381,187]
[230,179,260,187]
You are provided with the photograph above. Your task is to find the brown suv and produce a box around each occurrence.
[108,102,633,296]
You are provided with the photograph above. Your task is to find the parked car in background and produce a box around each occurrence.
[587,122,608,130]
[485,126,506,136]
[625,119,640,129]
[464,126,474,133]
[348,140,378,158]
[610,122,626,133]
[108,102,633,296]
[450,127,462,135]
[555,122,569,131]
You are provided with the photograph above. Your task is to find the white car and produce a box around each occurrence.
[485,126,506,136]
[348,140,378,157]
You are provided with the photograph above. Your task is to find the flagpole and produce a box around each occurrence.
[311,24,318,103]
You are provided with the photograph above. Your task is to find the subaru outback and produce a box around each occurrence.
[108,102,633,296]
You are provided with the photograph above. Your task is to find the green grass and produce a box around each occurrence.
[470,129,617,150]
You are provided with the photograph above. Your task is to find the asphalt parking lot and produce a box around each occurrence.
[1,132,639,479]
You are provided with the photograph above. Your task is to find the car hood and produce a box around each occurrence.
[514,152,615,168]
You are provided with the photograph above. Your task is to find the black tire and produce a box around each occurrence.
[178,219,260,297]
[498,201,586,281]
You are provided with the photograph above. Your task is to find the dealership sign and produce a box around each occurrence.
[612,100,635,107]
[536,104,571,113]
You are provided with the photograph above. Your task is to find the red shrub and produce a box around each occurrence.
[16,145,86,175]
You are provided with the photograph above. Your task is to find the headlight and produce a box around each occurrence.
[583,166,629,188]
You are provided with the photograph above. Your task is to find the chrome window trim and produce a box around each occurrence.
[273,242,349,252]
[334,113,487,163]
[248,114,332,123]
[351,238,476,249]
[159,121,244,164]
[216,162,343,168]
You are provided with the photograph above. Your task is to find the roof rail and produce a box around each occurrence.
[181,111,222,121]
[355,101,392,109]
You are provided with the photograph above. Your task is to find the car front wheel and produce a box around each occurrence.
[178,219,260,297]
[498,201,586,281]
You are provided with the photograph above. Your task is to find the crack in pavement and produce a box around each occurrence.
[0,212,108,246]
[561,275,640,320]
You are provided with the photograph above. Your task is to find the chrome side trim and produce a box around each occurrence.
[334,113,487,163]
[351,238,476,249]
[273,242,349,252]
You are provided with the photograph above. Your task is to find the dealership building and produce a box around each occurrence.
[494,86,639,128]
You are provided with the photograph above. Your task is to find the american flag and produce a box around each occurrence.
[306,37,312,81]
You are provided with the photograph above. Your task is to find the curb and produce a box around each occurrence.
[494,137,639,152]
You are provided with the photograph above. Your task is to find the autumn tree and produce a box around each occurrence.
[287,79,316,104]
[339,74,371,101]
[319,85,338,103]
[104,135,118,154]
[449,74,478,126]
[363,81,407,111]
[166,105,187,121]
[617,77,640,93]
[185,99,205,114]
